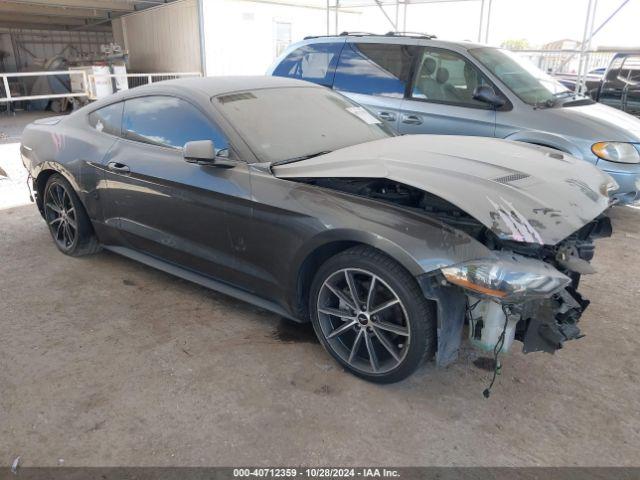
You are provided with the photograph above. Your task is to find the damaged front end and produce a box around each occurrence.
[420,214,612,365]
[287,175,614,366]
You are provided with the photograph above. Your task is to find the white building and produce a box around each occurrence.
[113,0,363,76]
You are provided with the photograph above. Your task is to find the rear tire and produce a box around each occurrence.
[309,245,436,383]
[43,174,101,257]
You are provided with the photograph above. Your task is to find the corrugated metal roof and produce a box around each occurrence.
[0,0,181,31]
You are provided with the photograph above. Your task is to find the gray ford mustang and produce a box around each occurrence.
[21,76,615,384]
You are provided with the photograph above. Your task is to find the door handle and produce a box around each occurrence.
[378,111,396,121]
[107,161,130,173]
[402,114,423,125]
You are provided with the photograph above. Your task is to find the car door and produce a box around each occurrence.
[101,95,252,284]
[598,55,626,111]
[399,47,496,136]
[332,40,419,131]
[618,55,640,117]
[83,101,125,236]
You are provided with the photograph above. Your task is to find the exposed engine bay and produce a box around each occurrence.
[295,177,613,362]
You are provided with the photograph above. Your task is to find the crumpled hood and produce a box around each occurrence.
[273,135,614,245]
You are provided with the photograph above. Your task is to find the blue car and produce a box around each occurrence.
[268,33,640,204]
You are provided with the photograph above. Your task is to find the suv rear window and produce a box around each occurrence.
[333,43,418,98]
[272,42,343,87]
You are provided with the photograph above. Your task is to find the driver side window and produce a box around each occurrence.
[411,49,491,108]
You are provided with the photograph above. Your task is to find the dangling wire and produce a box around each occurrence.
[483,304,511,399]
[465,297,481,323]
[26,172,34,203]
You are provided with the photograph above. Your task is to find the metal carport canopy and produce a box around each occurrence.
[321,0,492,41]
[316,0,632,94]
[0,0,180,31]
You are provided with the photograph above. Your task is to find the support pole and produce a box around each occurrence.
[2,76,11,101]
[477,0,486,42]
[335,0,339,35]
[327,0,330,35]
[484,0,493,44]
[395,0,400,33]
[575,0,598,94]
[374,0,397,31]
[550,0,630,81]
[589,0,631,41]
[403,0,408,32]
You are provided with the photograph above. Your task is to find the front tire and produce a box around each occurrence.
[43,174,101,256]
[309,246,436,383]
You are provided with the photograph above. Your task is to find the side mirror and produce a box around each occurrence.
[183,140,235,168]
[473,85,506,108]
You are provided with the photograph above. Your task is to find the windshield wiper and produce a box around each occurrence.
[533,99,555,109]
[534,91,577,109]
[271,150,332,167]
[554,90,582,101]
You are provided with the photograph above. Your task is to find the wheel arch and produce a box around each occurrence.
[34,168,59,213]
[34,165,87,217]
[290,229,427,321]
[504,131,583,159]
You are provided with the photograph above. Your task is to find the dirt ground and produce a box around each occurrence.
[0,112,59,210]
[1,112,639,467]
[1,201,639,467]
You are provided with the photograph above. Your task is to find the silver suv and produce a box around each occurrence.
[267,33,640,204]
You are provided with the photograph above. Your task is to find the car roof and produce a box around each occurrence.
[87,75,318,110]
[302,33,486,51]
[152,75,317,96]
[612,51,640,58]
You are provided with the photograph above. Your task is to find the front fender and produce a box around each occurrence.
[290,227,429,280]
[288,225,483,366]
[504,130,583,159]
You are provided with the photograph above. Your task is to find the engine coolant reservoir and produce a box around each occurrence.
[469,299,519,353]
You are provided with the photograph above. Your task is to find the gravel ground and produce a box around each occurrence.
[0,112,60,210]
[0,203,639,467]
[1,111,639,468]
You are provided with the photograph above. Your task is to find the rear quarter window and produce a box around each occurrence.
[88,102,123,136]
[333,43,418,98]
[272,42,343,87]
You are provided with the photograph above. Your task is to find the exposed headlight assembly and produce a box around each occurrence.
[441,253,571,302]
[603,178,619,196]
[591,142,640,164]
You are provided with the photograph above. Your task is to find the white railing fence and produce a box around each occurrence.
[510,49,615,76]
[1,71,202,104]
[0,70,89,103]
[88,72,201,92]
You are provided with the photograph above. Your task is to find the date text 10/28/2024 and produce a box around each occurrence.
[233,468,401,478]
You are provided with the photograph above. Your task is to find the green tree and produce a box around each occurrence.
[500,39,530,50]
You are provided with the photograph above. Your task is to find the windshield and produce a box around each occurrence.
[469,47,571,106]
[214,86,394,163]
